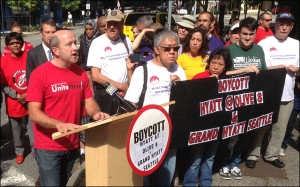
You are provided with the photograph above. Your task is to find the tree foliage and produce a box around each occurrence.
[7,0,40,13]
[60,0,82,11]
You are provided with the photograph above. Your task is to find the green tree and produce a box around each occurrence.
[7,0,40,25]
[60,0,82,11]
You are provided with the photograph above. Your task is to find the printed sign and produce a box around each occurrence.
[169,69,286,149]
[126,105,172,176]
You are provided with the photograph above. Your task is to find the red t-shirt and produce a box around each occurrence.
[254,27,273,44]
[26,62,93,151]
[224,41,232,48]
[192,70,211,79]
[3,41,33,56]
[1,53,28,117]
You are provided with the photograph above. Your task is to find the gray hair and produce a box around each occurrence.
[153,29,179,47]
[49,34,60,49]
[136,16,153,28]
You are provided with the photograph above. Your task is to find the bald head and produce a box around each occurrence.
[50,30,74,48]
[97,16,107,35]
[49,30,78,66]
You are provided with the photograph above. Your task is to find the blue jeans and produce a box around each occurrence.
[143,149,176,186]
[183,140,220,187]
[34,148,79,186]
[225,133,251,169]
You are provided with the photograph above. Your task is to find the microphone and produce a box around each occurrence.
[103,82,137,112]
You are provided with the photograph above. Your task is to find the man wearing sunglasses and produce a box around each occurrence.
[87,10,135,115]
[254,11,273,44]
[176,14,196,55]
[125,29,186,186]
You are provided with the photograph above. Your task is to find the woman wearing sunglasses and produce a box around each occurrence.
[176,27,209,80]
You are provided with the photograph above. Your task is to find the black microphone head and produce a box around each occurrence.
[103,82,110,88]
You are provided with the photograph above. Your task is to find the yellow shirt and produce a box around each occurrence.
[176,53,207,80]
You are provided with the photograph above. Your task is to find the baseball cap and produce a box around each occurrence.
[276,12,294,22]
[176,14,196,29]
[106,10,124,22]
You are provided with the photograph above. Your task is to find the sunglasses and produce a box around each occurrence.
[178,26,191,31]
[263,19,272,22]
[159,46,180,52]
[9,41,21,45]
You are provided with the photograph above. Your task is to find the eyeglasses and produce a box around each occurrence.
[159,46,180,52]
[198,19,210,23]
[99,24,106,28]
[178,26,191,31]
[9,41,21,45]
[263,19,272,22]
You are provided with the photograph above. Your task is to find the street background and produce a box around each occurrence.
[1,10,299,186]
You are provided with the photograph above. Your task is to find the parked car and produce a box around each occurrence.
[123,12,177,41]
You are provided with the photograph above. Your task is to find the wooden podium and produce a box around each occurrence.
[52,112,143,186]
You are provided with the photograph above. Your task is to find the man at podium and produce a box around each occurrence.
[26,30,109,186]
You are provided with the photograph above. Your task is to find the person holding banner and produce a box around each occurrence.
[176,27,209,80]
[225,17,267,76]
[181,48,232,186]
[193,48,232,79]
[124,29,186,186]
[219,17,268,180]
[246,12,299,169]
[26,30,109,186]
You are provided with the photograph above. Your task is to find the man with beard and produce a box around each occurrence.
[196,11,224,60]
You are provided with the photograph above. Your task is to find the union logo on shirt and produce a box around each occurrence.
[13,70,27,90]
[150,76,160,85]
[104,46,112,52]
[269,47,277,53]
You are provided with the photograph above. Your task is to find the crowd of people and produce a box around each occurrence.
[0,8,299,187]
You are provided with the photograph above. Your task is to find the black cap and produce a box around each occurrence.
[276,12,294,22]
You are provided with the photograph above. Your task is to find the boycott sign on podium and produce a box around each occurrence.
[126,104,172,176]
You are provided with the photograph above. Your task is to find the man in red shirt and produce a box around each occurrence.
[3,21,33,56]
[254,11,273,44]
[26,30,109,186]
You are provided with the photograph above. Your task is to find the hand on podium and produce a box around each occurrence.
[92,111,110,121]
